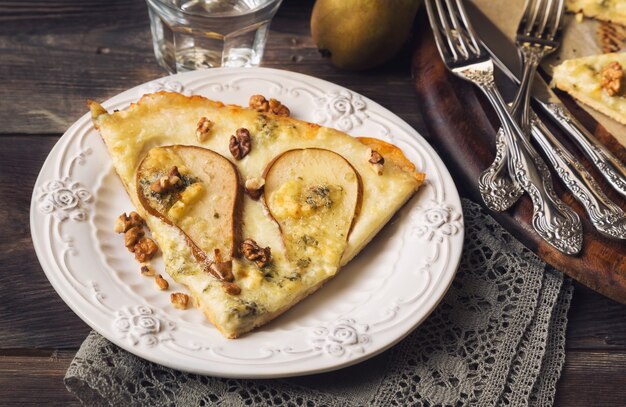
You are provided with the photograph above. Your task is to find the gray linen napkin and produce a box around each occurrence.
[65,199,573,406]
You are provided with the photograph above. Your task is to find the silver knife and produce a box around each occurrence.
[466,3,626,199]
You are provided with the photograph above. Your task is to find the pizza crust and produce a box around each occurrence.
[89,92,425,338]
[552,52,626,126]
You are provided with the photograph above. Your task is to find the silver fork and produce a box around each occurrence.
[425,0,582,254]
[478,41,626,239]
[479,0,565,211]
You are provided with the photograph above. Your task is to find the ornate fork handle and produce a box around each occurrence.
[466,68,582,254]
[531,115,626,239]
[478,47,546,211]
[541,102,626,198]
[478,130,523,211]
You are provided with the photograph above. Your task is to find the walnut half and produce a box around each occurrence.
[249,94,290,116]
[241,239,271,268]
[196,116,214,142]
[601,61,624,96]
[229,128,251,160]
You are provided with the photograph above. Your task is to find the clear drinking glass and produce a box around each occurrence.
[145,0,283,73]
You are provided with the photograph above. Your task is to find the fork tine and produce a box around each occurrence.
[424,0,457,62]
[443,0,472,58]
[517,0,563,44]
[425,0,489,65]
[519,0,540,37]
[536,0,553,39]
[434,0,464,61]
[451,0,484,56]
[547,0,565,40]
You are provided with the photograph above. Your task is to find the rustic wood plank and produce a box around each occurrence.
[0,136,90,348]
[566,283,626,350]
[0,0,423,135]
[0,350,79,406]
[555,350,626,406]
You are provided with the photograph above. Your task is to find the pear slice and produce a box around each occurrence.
[263,148,362,273]
[136,145,241,281]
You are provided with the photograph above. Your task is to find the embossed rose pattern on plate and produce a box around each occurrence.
[31,67,463,378]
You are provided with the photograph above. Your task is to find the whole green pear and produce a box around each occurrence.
[311,0,421,70]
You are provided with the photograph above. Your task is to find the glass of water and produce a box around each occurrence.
[145,0,283,73]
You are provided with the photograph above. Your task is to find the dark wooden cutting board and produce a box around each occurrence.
[411,12,626,304]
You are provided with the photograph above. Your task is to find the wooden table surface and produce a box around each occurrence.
[1,1,624,405]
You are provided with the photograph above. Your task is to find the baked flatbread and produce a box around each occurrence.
[566,0,626,26]
[89,92,424,338]
[552,52,626,125]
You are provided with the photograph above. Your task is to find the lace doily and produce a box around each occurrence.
[64,199,573,406]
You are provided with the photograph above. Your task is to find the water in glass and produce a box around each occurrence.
[146,0,283,73]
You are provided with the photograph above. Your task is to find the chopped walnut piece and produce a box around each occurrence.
[150,166,183,194]
[196,117,214,142]
[601,61,624,96]
[222,282,241,296]
[134,237,158,262]
[140,263,156,277]
[268,98,290,116]
[249,94,290,116]
[244,177,265,199]
[241,238,272,268]
[368,149,385,164]
[171,292,190,309]
[155,274,169,290]
[115,211,144,233]
[249,94,270,112]
[367,148,385,175]
[229,128,251,160]
[124,226,145,251]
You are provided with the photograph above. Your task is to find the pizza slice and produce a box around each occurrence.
[552,52,626,125]
[566,0,626,26]
[89,92,424,338]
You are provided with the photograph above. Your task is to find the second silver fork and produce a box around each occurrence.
[479,0,564,211]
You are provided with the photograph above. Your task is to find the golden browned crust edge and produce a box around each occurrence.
[554,82,626,125]
[356,136,426,185]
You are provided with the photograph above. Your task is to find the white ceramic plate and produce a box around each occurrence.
[31,67,463,378]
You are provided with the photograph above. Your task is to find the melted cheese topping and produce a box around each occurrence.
[168,183,204,221]
[566,0,626,24]
[552,53,626,121]
[91,92,421,337]
[269,180,347,274]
